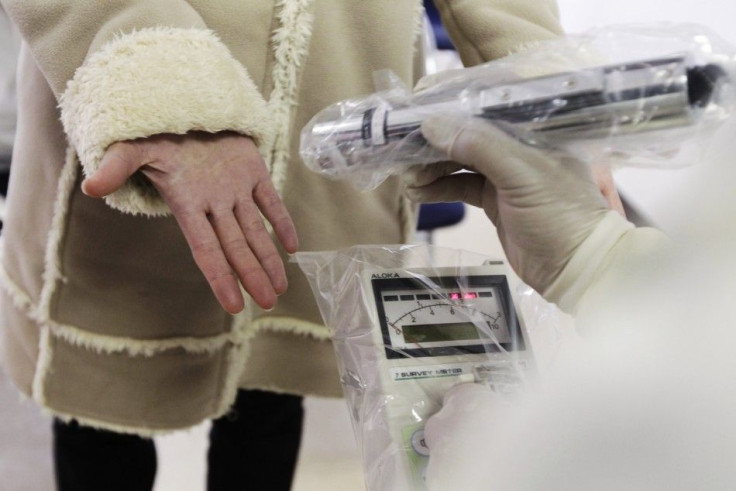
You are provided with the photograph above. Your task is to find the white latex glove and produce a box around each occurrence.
[405,115,610,295]
[415,58,627,218]
[424,383,513,491]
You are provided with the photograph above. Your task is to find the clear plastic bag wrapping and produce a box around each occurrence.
[300,24,736,190]
[293,245,560,490]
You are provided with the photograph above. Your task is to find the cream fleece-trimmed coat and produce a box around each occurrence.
[0,0,562,435]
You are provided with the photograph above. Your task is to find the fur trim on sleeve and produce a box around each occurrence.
[60,27,273,216]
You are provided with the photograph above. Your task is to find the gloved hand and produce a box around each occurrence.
[83,131,298,314]
[424,383,513,491]
[404,115,611,295]
[414,59,627,217]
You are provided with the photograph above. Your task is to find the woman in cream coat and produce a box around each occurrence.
[1,0,563,488]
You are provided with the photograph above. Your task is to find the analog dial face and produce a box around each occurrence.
[380,285,511,351]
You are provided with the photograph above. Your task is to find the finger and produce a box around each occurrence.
[421,115,543,185]
[402,161,465,188]
[444,381,500,406]
[425,383,499,449]
[405,172,487,208]
[413,67,466,93]
[82,141,143,198]
[208,208,278,310]
[174,210,245,314]
[591,163,627,218]
[252,178,299,254]
[234,200,289,296]
[602,186,626,217]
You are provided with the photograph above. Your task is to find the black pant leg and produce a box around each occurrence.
[0,155,10,197]
[207,389,304,491]
[0,156,10,233]
[53,419,157,491]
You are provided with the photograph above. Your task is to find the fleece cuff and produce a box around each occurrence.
[60,27,273,216]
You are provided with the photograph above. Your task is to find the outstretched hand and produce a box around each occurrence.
[84,132,298,314]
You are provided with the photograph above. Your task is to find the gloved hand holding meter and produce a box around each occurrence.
[295,25,735,491]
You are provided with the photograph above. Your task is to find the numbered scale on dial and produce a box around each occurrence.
[370,271,525,360]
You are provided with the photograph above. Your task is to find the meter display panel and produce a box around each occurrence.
[371,274,525,359]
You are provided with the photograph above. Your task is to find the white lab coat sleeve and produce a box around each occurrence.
[543,210,673,335]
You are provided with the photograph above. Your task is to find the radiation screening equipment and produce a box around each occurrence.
[308,56,725,151]
[300,53,732,190]
[294,247,543,491]
[363,262,535,490]
[295,27,735,488]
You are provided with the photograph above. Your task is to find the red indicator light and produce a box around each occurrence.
[463,293,477,299]
[450,292,461,300]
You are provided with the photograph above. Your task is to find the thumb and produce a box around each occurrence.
[413,67,466,93]
[82,142,143,198]
[421,115,538,187]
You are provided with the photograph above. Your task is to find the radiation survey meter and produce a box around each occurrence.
[302,55,731,178]
[364,262,535,490]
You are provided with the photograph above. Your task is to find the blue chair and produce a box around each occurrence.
[416,202,465,243]
[424,0,454,50]
[415,2,464,241]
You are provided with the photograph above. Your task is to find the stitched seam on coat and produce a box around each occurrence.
[37,147,77,323]
[0,260,42,324]
[32,147,78,406]
[39,402,205,438]
[264,0,315,197]
[250,316,332,340]
[45,323,239,356]
[31,328,53,406]
[211,343,247,416]
[212,310,256,416]
[1,263,251,434]
[0,260,250,356]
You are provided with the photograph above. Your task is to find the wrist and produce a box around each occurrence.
[543,211,634,313]
[61,28,272,216]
